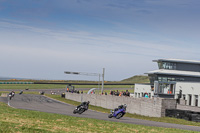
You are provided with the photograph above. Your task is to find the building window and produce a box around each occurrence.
[149,93,151,98]
[158,62,176,70]
[158,83,170,94]
[195,95,198,106]
[158,62,162,69]
[157,83,174,94]
[176,78,185,81]
[188,95,192,106]
[158,76,185,82]
[183,94,186,100]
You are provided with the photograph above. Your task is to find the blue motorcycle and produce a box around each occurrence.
[108,104,127,119]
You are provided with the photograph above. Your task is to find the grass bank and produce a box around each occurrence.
[1,91,199,127]
[0,102,196,133]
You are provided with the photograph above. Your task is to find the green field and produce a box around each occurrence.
[0,84,133,90]
[0,84,66,90]
[0,75,149,83]
[0,102,197,133]
[0,75,148,90]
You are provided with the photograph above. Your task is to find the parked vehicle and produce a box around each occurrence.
[73,101,90,114]
[108,104,127,119]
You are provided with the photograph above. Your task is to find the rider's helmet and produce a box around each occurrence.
[88,101,90,104]
[124,104,127,108]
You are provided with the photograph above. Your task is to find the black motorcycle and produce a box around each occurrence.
[8,91,15,100]
[73,101,90,114]
[19,90,23,95]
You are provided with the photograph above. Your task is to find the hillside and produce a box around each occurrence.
[121,75,149,83]
[0,75,149,84]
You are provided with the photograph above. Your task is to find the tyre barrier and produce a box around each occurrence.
[166,109,200,122]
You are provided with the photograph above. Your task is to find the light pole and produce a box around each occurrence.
[101,68,105,94]
[64,68,105,92]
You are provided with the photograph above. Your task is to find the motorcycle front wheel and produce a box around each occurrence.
[78,108,85,114]
[116,113,123,119]
[73,110,77,114]
[108,114,113,118]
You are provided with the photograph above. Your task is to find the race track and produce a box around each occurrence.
[1,94,200,132]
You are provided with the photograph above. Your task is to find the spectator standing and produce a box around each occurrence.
[144,92,149,98]
[110,90,113,95]
[123,91,126,96]
[113,91,115,96]
[125,90,130,97]
[115,90,119,96]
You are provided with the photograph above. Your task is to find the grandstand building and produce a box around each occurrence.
[134,59,200,107]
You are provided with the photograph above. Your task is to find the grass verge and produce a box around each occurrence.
[1,91,200,128]
[0,102,197,133]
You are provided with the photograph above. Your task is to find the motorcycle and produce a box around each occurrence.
[108,105,126,119]
[8,93,12,100]
[8,92,15,100]
[73,101,90,114]
[19,90,23,95]
[73,105,87,114]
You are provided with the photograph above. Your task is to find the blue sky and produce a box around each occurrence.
[1,0,200,81]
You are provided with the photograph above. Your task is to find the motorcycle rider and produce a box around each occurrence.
[8,91,15,100]
[19,90,23,95]
[77,101,90,110]
[114,104,127,111]
[12,91,15,96]
[108,104,127,119]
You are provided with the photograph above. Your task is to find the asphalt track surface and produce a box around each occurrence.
[1,94,200,132]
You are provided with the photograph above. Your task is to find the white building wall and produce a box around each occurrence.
[134,82,200,107]
[175,82,200,107]
[134,84,153,98]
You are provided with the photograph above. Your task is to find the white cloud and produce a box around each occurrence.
[1,19,199,59]
[1,19,200,80]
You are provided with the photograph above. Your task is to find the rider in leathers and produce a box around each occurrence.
[77,101,90,110]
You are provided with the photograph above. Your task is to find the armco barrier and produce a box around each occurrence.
[65,93,176,117]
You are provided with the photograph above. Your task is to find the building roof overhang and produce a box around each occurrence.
[153,59,200,65]
[145,69,200,78]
